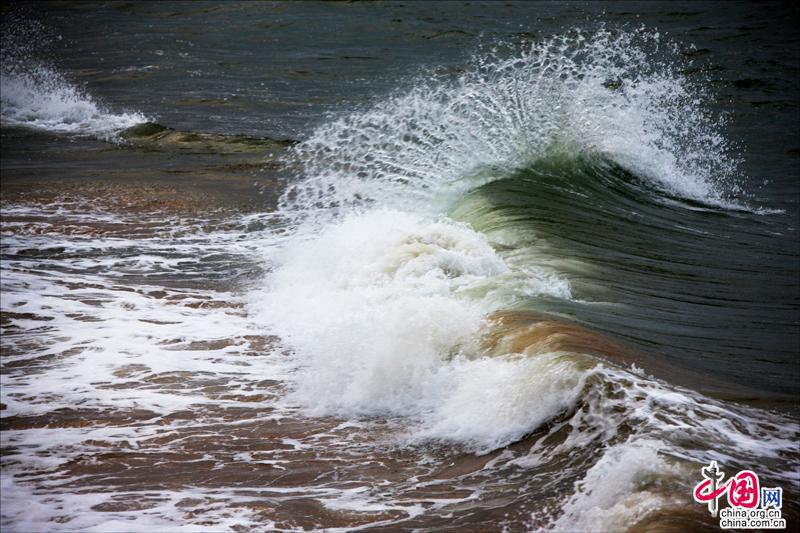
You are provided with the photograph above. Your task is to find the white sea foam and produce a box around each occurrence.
[0,475,271,533]
[249,209,575,449]
[543,438,682,532]
[504,362,800,530]
[0,208,282,419]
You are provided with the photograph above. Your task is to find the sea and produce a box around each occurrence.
[1,1,798,531]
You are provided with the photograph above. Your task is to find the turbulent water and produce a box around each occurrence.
[1,2,799,532]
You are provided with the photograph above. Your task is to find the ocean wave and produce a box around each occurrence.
[257,28,771,447]
[247,27,798,530]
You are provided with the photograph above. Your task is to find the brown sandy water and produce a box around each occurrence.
[1,168,728,531]
[1,123,290,216]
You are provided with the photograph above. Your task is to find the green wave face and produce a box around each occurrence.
[451,153,798,398]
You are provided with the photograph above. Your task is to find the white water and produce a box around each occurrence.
[0,207,278,418]
[250,209,573,450]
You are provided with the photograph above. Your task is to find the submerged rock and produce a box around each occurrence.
[119,122,295,155]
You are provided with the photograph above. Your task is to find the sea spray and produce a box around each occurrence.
[282,27,743,220]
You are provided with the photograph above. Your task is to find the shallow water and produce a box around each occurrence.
[2,2,799,532]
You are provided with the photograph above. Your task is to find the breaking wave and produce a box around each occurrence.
[248,27,798,530]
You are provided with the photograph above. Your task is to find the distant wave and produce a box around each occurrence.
[0,64,147,139]
[0,17,146,139]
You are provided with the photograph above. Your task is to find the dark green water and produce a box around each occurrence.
[452,155,799,399]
